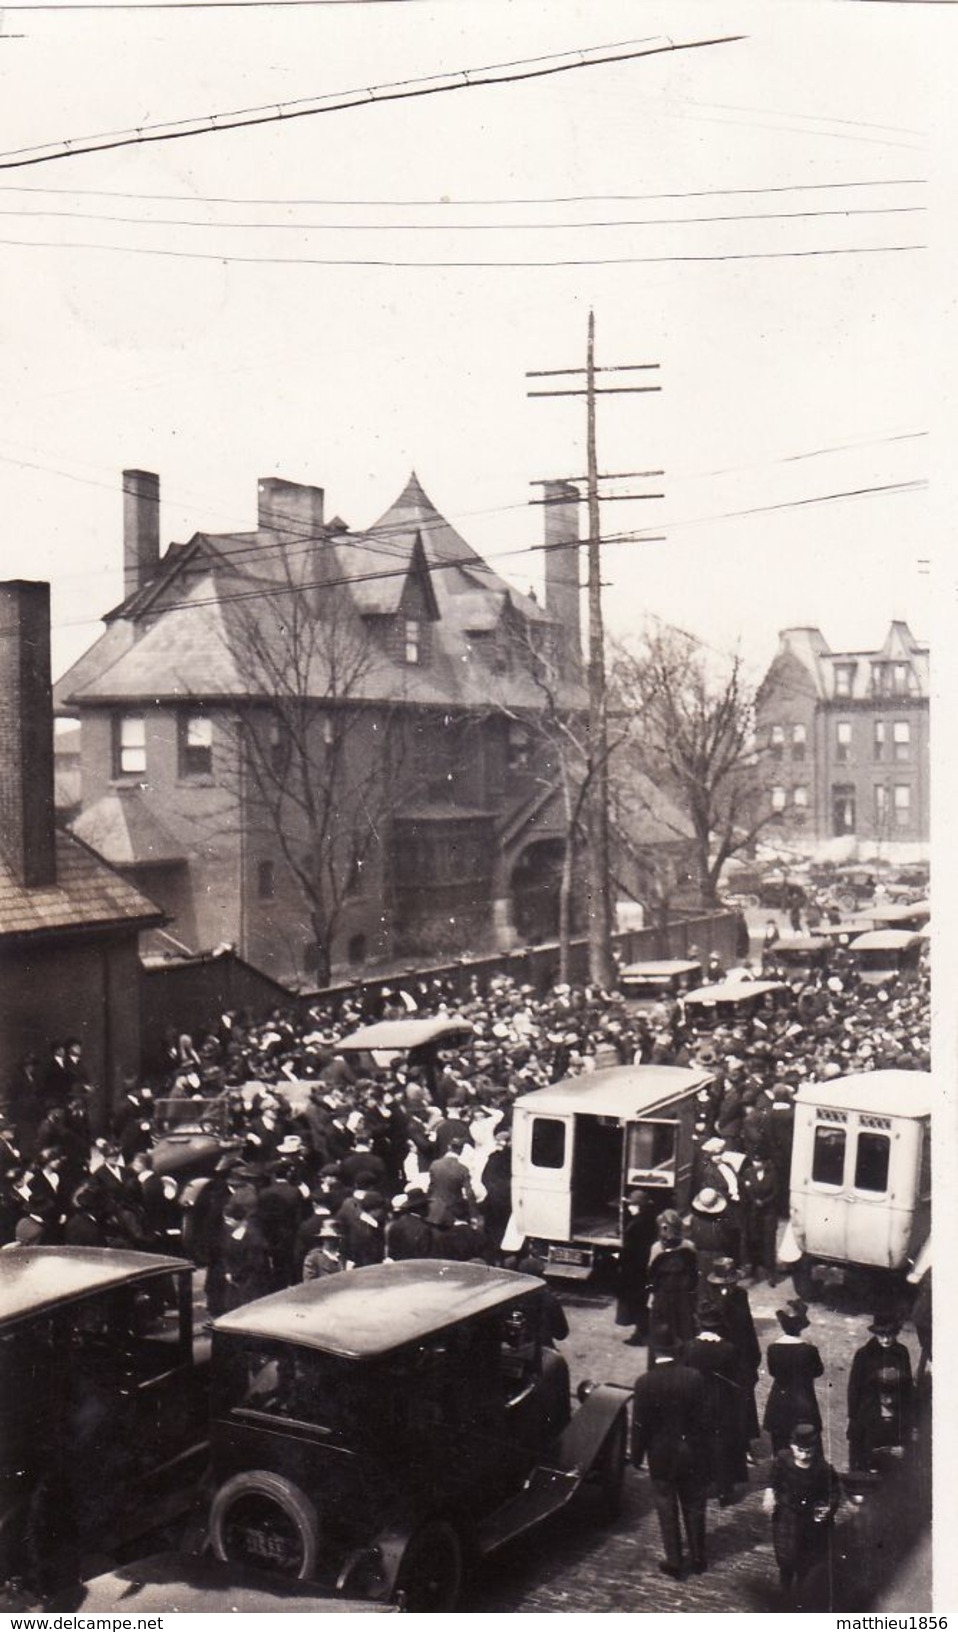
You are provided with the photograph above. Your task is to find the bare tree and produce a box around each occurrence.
[216,554,410,986]
[614,624,771,909]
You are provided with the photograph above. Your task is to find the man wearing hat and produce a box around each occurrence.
[847,1314,915,1472]
[764,1422,842,1608]
[647,1210,699,1357]
[685,1188,734,1284]
[615,1191,658,1346]
[707,1257,761,1457]
[385,1188,437,1261]
[302,1219,345,1280]
[631,1323,710,1578]
[684,1300,742,1506]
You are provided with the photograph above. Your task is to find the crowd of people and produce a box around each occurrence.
[0,933,931,1607]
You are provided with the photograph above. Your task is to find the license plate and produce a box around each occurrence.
[549,1245,593,1267]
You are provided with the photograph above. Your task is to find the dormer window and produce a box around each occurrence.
[404,619,422,665]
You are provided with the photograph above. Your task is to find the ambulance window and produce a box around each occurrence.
[854,1132,890,1194]
[812,1125,846,1186]
[628,1122,676,1172]
[531,1118,566,1169]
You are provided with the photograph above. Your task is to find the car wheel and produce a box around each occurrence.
[393,1521,463,1612]
[594,1413,628,1520]
[210,1471,320,1579]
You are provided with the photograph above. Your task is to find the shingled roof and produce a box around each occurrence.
[0,830,164,940]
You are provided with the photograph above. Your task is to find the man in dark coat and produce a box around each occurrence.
[707,1257,762,1453]
[847,1314,915,1471]
[684,1299,744,1505]
[385,1188,438,1261]
[208,1195,273,1317]
[615,1190,658,1346]
[738,1152,780,1284]
[647,1209,699,1357]
[426,1135,478,1227]
[631,1323,710,1578]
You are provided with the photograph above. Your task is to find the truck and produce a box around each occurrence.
[509,1064,713,1277]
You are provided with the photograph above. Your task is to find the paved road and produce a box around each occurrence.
[466,1271,931,1614]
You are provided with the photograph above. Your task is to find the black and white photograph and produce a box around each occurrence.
[0,0,950,1615]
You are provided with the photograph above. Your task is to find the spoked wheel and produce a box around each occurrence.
[393,1521,463,1612]
[594,1413,628,1520]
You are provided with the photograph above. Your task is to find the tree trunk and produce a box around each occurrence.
[558,837,574,985]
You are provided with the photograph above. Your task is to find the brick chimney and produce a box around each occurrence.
[542,479,582,664]
[123,469,161,599]
[258,477,325,541]
[0,581,56,887]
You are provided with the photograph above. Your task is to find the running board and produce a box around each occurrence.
[474,1466,581,1555]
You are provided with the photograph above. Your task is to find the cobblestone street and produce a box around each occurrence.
[467,1273,931,1613]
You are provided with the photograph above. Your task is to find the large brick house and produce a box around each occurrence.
[56,469,688,985]
[0,581,162,1124]
[754,622,930,859]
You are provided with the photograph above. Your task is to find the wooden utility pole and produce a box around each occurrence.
[527,316,662,987]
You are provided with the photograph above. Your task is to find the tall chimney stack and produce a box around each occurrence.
[542,479,582,665]
[0,580,56,887]
[123,469,161,599]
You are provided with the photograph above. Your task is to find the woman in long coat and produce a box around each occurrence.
[615,1191,658,1345]
[647,1209,699,1357]
[762,1299,824,1453]
[846,1314,914,1471]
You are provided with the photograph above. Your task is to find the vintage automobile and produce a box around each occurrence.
[335,1015,474,1099]
[848,929,923,986]
[206,1260,629,1610]
[681,978,791,1031]
[782,1070,931,1300]
[150,1093,244,1184]
[868,899,931,934]
[0,1248,209,1593]
[763,935,831,981]
[509,1064,712,1276]
[618,958,703,1010]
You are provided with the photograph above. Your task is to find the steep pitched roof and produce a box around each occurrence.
[0,831,163,940]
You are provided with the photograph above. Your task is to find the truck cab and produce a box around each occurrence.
[510,1065,711,1276]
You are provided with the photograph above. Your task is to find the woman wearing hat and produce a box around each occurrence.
[846,1314,915,1472]
[647,1210,699,1358]
[685,1187,735,1284]
[707,1258,761,1458]
[762,1300,824,1454]
[764,1422,842,1607]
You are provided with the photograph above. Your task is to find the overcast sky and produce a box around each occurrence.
[0,0,949,684]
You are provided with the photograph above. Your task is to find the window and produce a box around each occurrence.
[874,720,886,762]
[257,860,275,900]
[179,713,213,777]
[832,784,856,835]
[530,1117,566,1169]
[871,663,889,697]
[770,786,787,813]
[113,713,146,777]
[770,725,785,761]
[893,662,910,696]
[791,723,806,761]
[793,785,809,810]
[626,1120,676,1180]
[894,784,911,828]
[874,784,889,827]
[404,619,421,665]
[854,1131,890,1194]
[834,666,854,698]
[893,721,911,761]
[508,724,531,771]
[268,719,286,775]
[812,1123,846,1186]
[835,721,852,763]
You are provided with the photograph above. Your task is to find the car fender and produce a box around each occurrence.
[180,1176,211,1210]
[554,1383,632,1478]
[335,1520,427,1603]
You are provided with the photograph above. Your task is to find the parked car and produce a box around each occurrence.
[618,959,702,1010]
[0,1248,209,1594]
[682,978,791,1031]
[510,1064,712,1276]
[335,1016,474,1100]
[764,935,831,981]
[207,1260,629,1610]
[781,1070,931,1301]
[849,930,923,986]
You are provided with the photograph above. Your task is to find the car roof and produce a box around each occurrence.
[795,1070,931,1119]
[774,937,829,953]
[212,1259,541,1357]
[871,900,930,923]
[0,1246,189,1327]
[684,979,788,1003]
[514,1063,712,1120]
[336,1016,474,1052]
[621,960,701,977]
[850,930,922,950]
